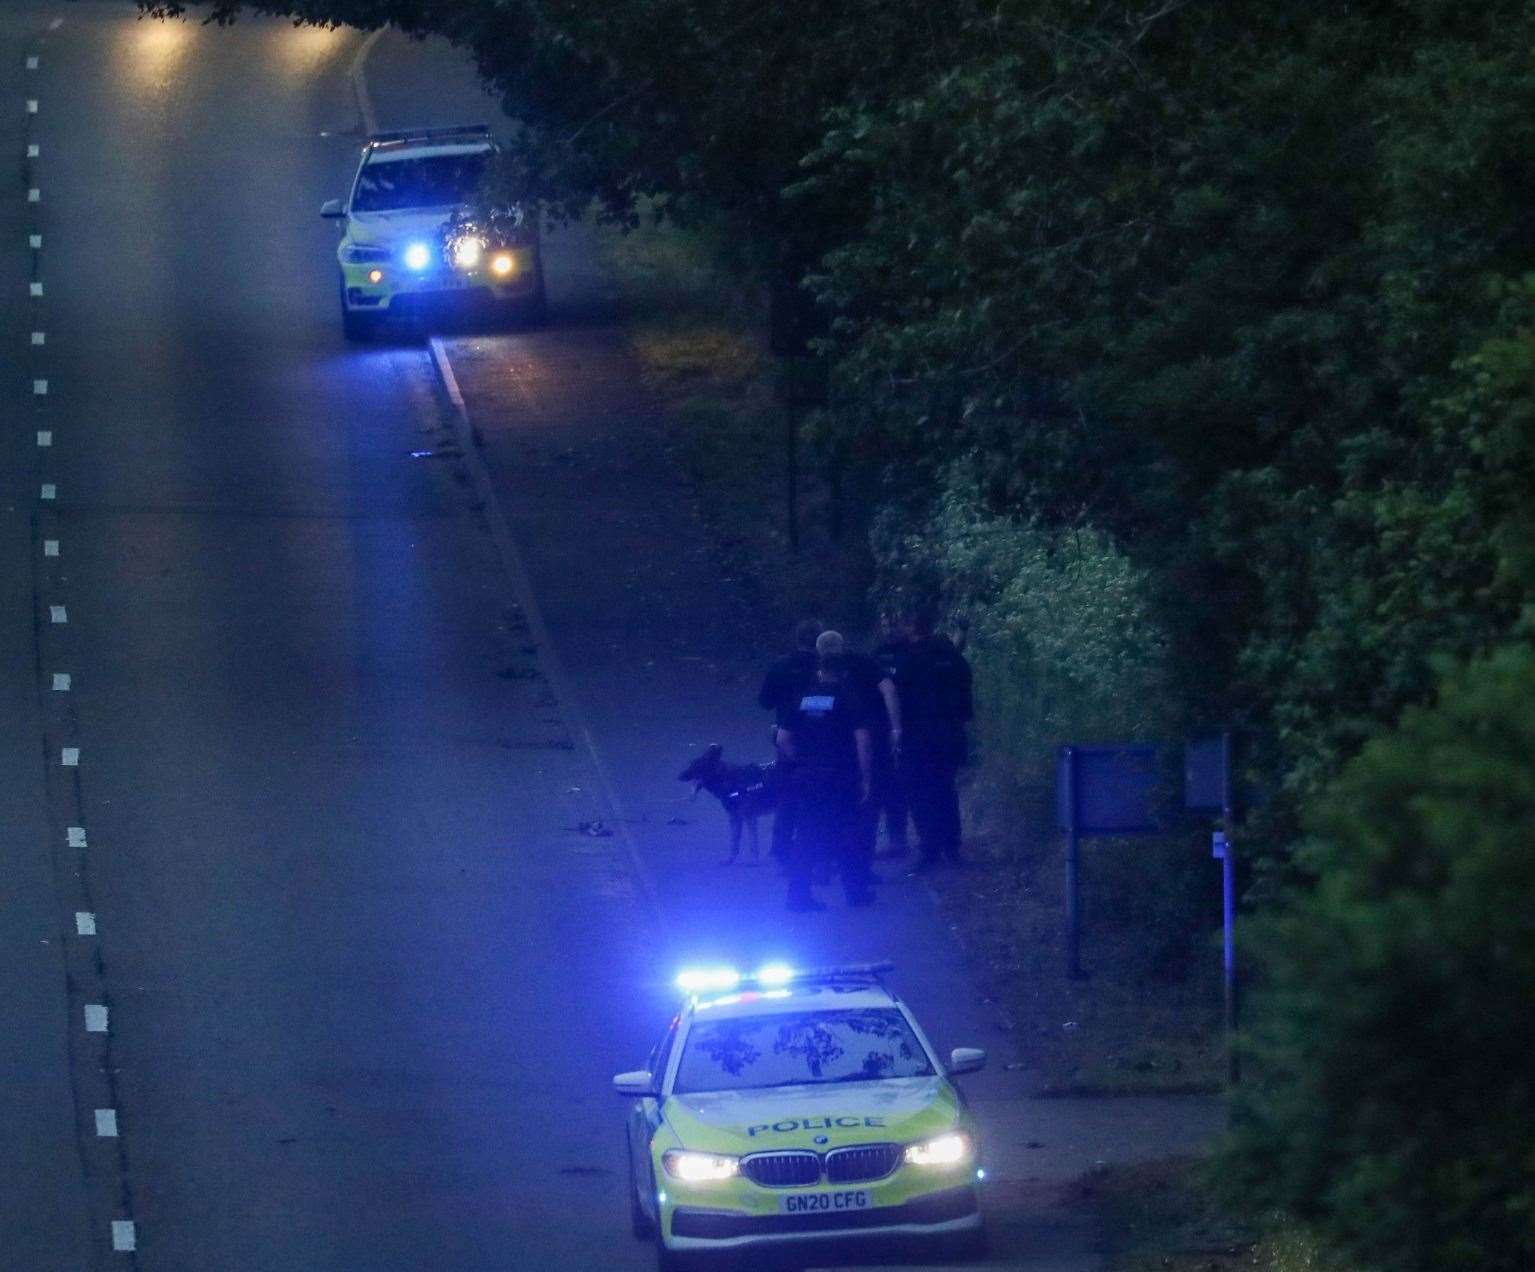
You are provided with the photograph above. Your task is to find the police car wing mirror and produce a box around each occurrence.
[613,1069,658,1097]
[320,198,346,219]
[948,1048,986,1075]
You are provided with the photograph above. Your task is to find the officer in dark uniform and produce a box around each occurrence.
[777,641,876,911]
[821,630,901,865]
[759,619,822,860]
[895,605,974,871]
[871,612,912,857]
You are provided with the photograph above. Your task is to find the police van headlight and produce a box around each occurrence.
[662,1150,740,1182]
[904,1131,973,1168]
[453,236,484,270]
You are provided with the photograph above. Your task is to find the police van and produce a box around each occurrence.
[615,962,988,1267]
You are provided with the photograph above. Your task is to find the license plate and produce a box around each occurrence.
[780,1189,872,1215]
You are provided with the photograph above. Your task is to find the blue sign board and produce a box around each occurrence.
[1056,744,1161,834]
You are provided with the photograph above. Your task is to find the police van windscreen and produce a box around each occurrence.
[674,1009,935,1093]
[352,151,488,212]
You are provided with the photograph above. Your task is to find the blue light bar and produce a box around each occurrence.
[676,968,740,994]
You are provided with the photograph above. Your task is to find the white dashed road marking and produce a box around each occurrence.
[32,331,45,344]
[33,378,48,395]
[53,673,71,690]
[76,913,97,936]
[61,747,80,766]
[111,1221,135,1252]
[41,483,56,499]
[27,143,39,157]
[84,1005,108,1033]
[49,605,67,623]
[36,430,52,446]
[30,281,43,296]
[29,233,42,249]
[95,1109,118,1137]
[67,827,87,847]
[26,98,37,113]
[28,187,40,203]
[49,17,63,28]
[44,540,59,556]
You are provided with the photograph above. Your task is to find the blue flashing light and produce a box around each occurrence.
[755,963,795,986]
[677,967,740,995]
[404,241,432,271]
[976,1168,987,1181]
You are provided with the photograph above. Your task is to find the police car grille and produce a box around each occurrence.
[742,1152,821,1187]
[825,1143,903,1183]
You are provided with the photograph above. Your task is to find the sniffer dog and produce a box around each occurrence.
[678,744,779,863]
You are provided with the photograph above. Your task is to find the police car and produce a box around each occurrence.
[616,962,988,1268]
[320,124,545,341]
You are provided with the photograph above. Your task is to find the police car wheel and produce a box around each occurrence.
[626,1131,655,1239]
[339,278,381,343]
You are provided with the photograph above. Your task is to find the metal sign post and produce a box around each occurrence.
[1056,744,1161,979]
[1187,732,1238,1084]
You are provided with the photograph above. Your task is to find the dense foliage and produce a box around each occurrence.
[1223,644,1535,1270]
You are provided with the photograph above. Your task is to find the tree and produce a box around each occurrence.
[1221,642,1535,1271]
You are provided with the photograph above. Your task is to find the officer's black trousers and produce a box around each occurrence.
[784,768,871,902]
[903,752,962,862]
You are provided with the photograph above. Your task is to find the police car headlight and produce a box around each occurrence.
[662,1150,740,1183]
[453,236,484,270]
[490,251,515,275]
[904,1131,972,1168]
[403,241,432,271]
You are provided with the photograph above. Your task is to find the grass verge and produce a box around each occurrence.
[1082,1158,1358,1272]
[589,209,874,648]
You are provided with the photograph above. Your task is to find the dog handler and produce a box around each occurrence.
[776,633,876,911]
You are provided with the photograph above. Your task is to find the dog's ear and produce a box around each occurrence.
[706,743,723,758]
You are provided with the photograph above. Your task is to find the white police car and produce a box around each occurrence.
[616,962,988,1269]
[320,124,545,341]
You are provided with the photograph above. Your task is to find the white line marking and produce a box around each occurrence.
[76,912,97,936]
[67,826,87,847]
[27,143,39,157]
[37,430,53,447]
[53,673,71,690]
[27,188,40,203]
[30,281,43,296]
[26,98,38,113]
[27,55,39,69]
[34,378,48,395]
[111,1220,135,1252]
[84,1004,108,1032]
[49,605,66,623]
[49,17,63,28]
[41,483,56,500]
[61,747,79,766]
[44,539,59,556]
[95,1108,118,1136]
[29,233,42,249]
[32,331,45,345]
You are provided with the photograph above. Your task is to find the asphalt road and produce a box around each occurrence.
[1,8,1218,1269]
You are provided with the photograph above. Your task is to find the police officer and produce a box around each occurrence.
[895,605,973,872]
[871,612,912,857]
[759,619,822,860]
[777,635,876,911]
[827,630,902,865]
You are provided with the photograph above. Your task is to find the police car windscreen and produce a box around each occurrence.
[674,1009,935,1093]
[352,152,488,212]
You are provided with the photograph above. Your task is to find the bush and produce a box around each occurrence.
[1222,643,1535,1271]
